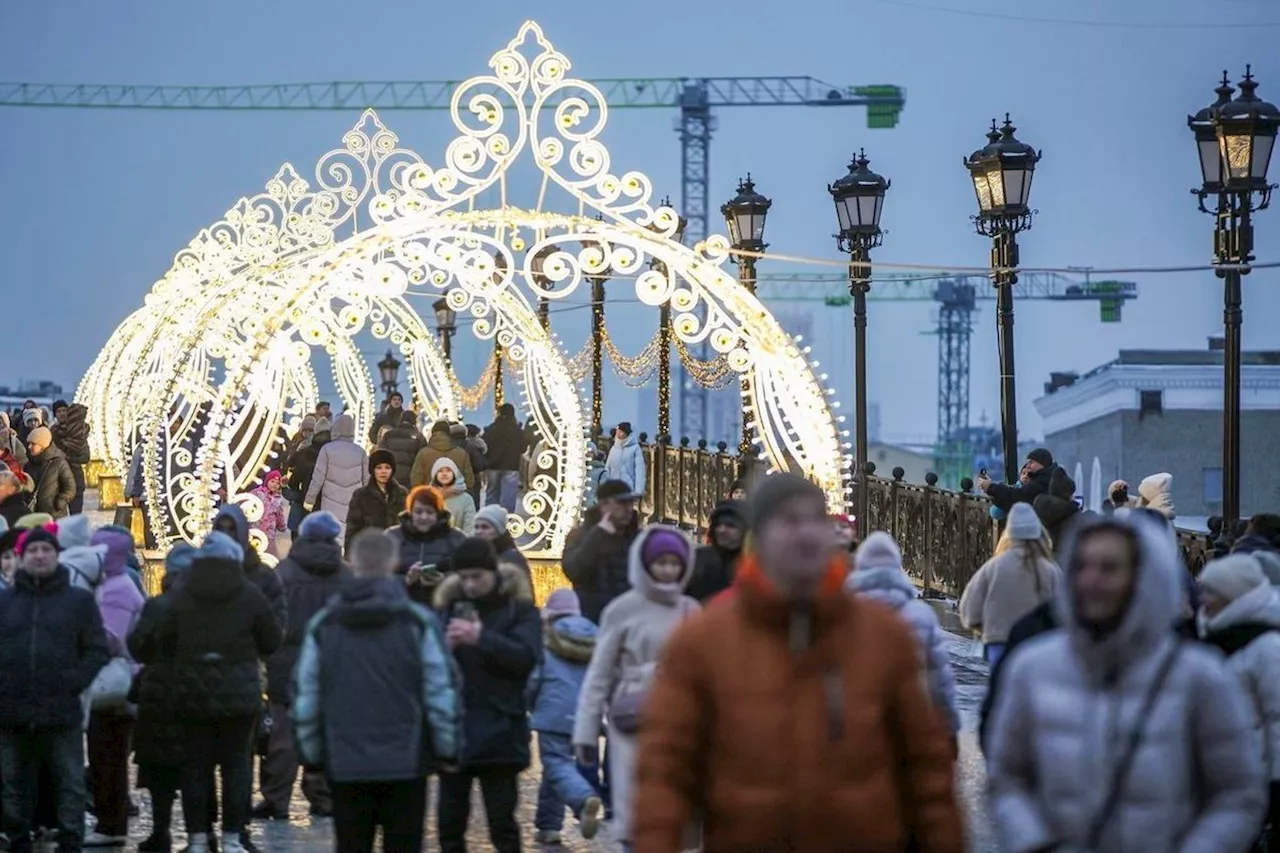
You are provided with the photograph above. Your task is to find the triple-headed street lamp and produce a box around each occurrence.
[1188,66,1278,530]
[433,297,457,364]
[964,115,1041,485]
[721,176,772,471]
[829,150,889,526]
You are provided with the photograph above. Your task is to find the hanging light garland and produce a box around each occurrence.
[674,335,736,389]
[454,352,499,411]
[565,339,592,382]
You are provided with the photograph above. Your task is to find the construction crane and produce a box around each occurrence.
[1,75,905,445]
[756,271,1139,486]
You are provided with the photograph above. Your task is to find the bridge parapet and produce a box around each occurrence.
[637,435,1213,598]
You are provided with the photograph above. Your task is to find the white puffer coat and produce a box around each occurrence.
[986,514,1265,853]
[1200,580,1280,780]
[303,413,368,537]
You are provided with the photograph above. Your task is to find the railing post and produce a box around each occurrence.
[657,434,674,523]
[695,439,711,531]
[640,431,657,522]
[921,472,938,596]
[889,466,904,542]
[678,437,691,528]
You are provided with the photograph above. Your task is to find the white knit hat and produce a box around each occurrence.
[475,504,509,535]
[1006,503,1043,540]
[1199,554,1267,603]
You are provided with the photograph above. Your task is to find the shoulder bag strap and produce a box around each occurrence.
[1085,643,1183,849]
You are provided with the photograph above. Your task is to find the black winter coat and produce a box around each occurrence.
[686,544,742,603]
[29,444,76,518]
[369,406,407,445]
[435,565,540,769]
[986,465,1054,514]
[379,427,425,489]
[52,404,91,466]
[286,437,328,499]
[266,536,352,705]
[978,599,1059,750]
[160,554,282,721]
[0,567,110,728]
[561,506,638,624]
[215,503,288,634]
[0,492,30,530]
[129,589,185,769]
[387,514,466,606]
[345,480,410,552]
[482,414,528,472]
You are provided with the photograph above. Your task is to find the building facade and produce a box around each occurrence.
[1033,341,1280,527]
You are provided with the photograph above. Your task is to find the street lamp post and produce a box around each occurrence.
[721,176,772,473]
[964,115,1041,486]
[530,246,554,331]
[377,349,402,403]
[829,150,889,526]
[433,297,457,364]
[648,197,687,439]
[1188,67,1278,530]
[491,250,506,408]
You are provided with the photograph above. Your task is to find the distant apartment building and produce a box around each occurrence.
[1033,339,1280,526]
[0,379,66,411]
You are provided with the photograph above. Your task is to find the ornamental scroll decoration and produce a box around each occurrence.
[79,20,850,559]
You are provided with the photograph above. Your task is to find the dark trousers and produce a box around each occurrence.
[180,717,255,836]
[330,777,427,853]
[1267,780,1280,853]
[69,464,86,516]
[437,768,521,853]
[140,764,217,840]
[0,726,87,853]
[86,711,134,836]
[260,701,330,813]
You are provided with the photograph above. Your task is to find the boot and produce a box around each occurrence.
[220,833,246,853]
[184,833,209,853]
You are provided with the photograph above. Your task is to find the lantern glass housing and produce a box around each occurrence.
[433,298,456,330]
[1187,72,1237,190]
[965,115,1040,218]
[720,176,772,250]
[377,350,400,387]
[1216,67,1280,188]
[828,150,889,238]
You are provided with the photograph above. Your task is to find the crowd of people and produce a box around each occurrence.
[3,398,1280,851]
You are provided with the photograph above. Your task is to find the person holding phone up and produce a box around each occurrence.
[389,486,466,606]
[433,537,541,853]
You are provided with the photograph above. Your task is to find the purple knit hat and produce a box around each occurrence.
[640,528,690,568]
[542,588,581,622]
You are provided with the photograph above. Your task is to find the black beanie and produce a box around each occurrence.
[18,525,61,556]
[748,474,825,533]
[368,449,397,476]
[1027,447,1054,468]
[451,537,498,572]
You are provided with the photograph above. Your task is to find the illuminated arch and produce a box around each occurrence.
[80,20,850,558]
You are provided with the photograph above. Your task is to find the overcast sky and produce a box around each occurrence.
[2,0,1277,445]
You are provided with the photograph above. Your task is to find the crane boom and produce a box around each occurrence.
[0,77,905,116]
[757,271,1138,306]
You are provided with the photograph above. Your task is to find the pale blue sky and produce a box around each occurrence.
[2,0,1277,445]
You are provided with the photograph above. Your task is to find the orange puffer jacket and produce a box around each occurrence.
[633,555,964,853]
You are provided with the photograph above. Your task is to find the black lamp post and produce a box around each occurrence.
[964,115,1041,485]
[377,349,401,403]
[1188,66,1278,530]
[721,176,771,471]
[648,196,687,439]
[585,218,611,438]
[433,297,457,364]
[829,150,889,525]
[490,251,507,408]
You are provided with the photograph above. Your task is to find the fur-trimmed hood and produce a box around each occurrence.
[433,561,533,611]
[545,614,598,663]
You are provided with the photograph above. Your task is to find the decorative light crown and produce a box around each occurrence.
[78,22,851,557]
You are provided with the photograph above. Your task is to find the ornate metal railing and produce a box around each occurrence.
[636,435,1214,599]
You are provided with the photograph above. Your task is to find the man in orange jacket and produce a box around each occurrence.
[633,474,964,853]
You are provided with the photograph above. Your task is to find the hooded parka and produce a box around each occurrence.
[986,514,1266,853]
[303,413,369,536]
[574,526,700,843]
[266,533,352,706]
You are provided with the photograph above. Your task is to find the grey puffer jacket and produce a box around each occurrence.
[1199,580,1280,781]
[845,566,960,733]
[986,514,1266,853]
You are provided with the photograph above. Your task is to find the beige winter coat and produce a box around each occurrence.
[573,526,699,842]
[959,548,1059,644]
[303,413,369,537]
[1137,472,1176,520]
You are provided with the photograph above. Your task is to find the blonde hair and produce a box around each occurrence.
[994,524,1054,560]
[349,529,398,578]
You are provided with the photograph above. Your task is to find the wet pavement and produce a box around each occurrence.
[87,632,997,852]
